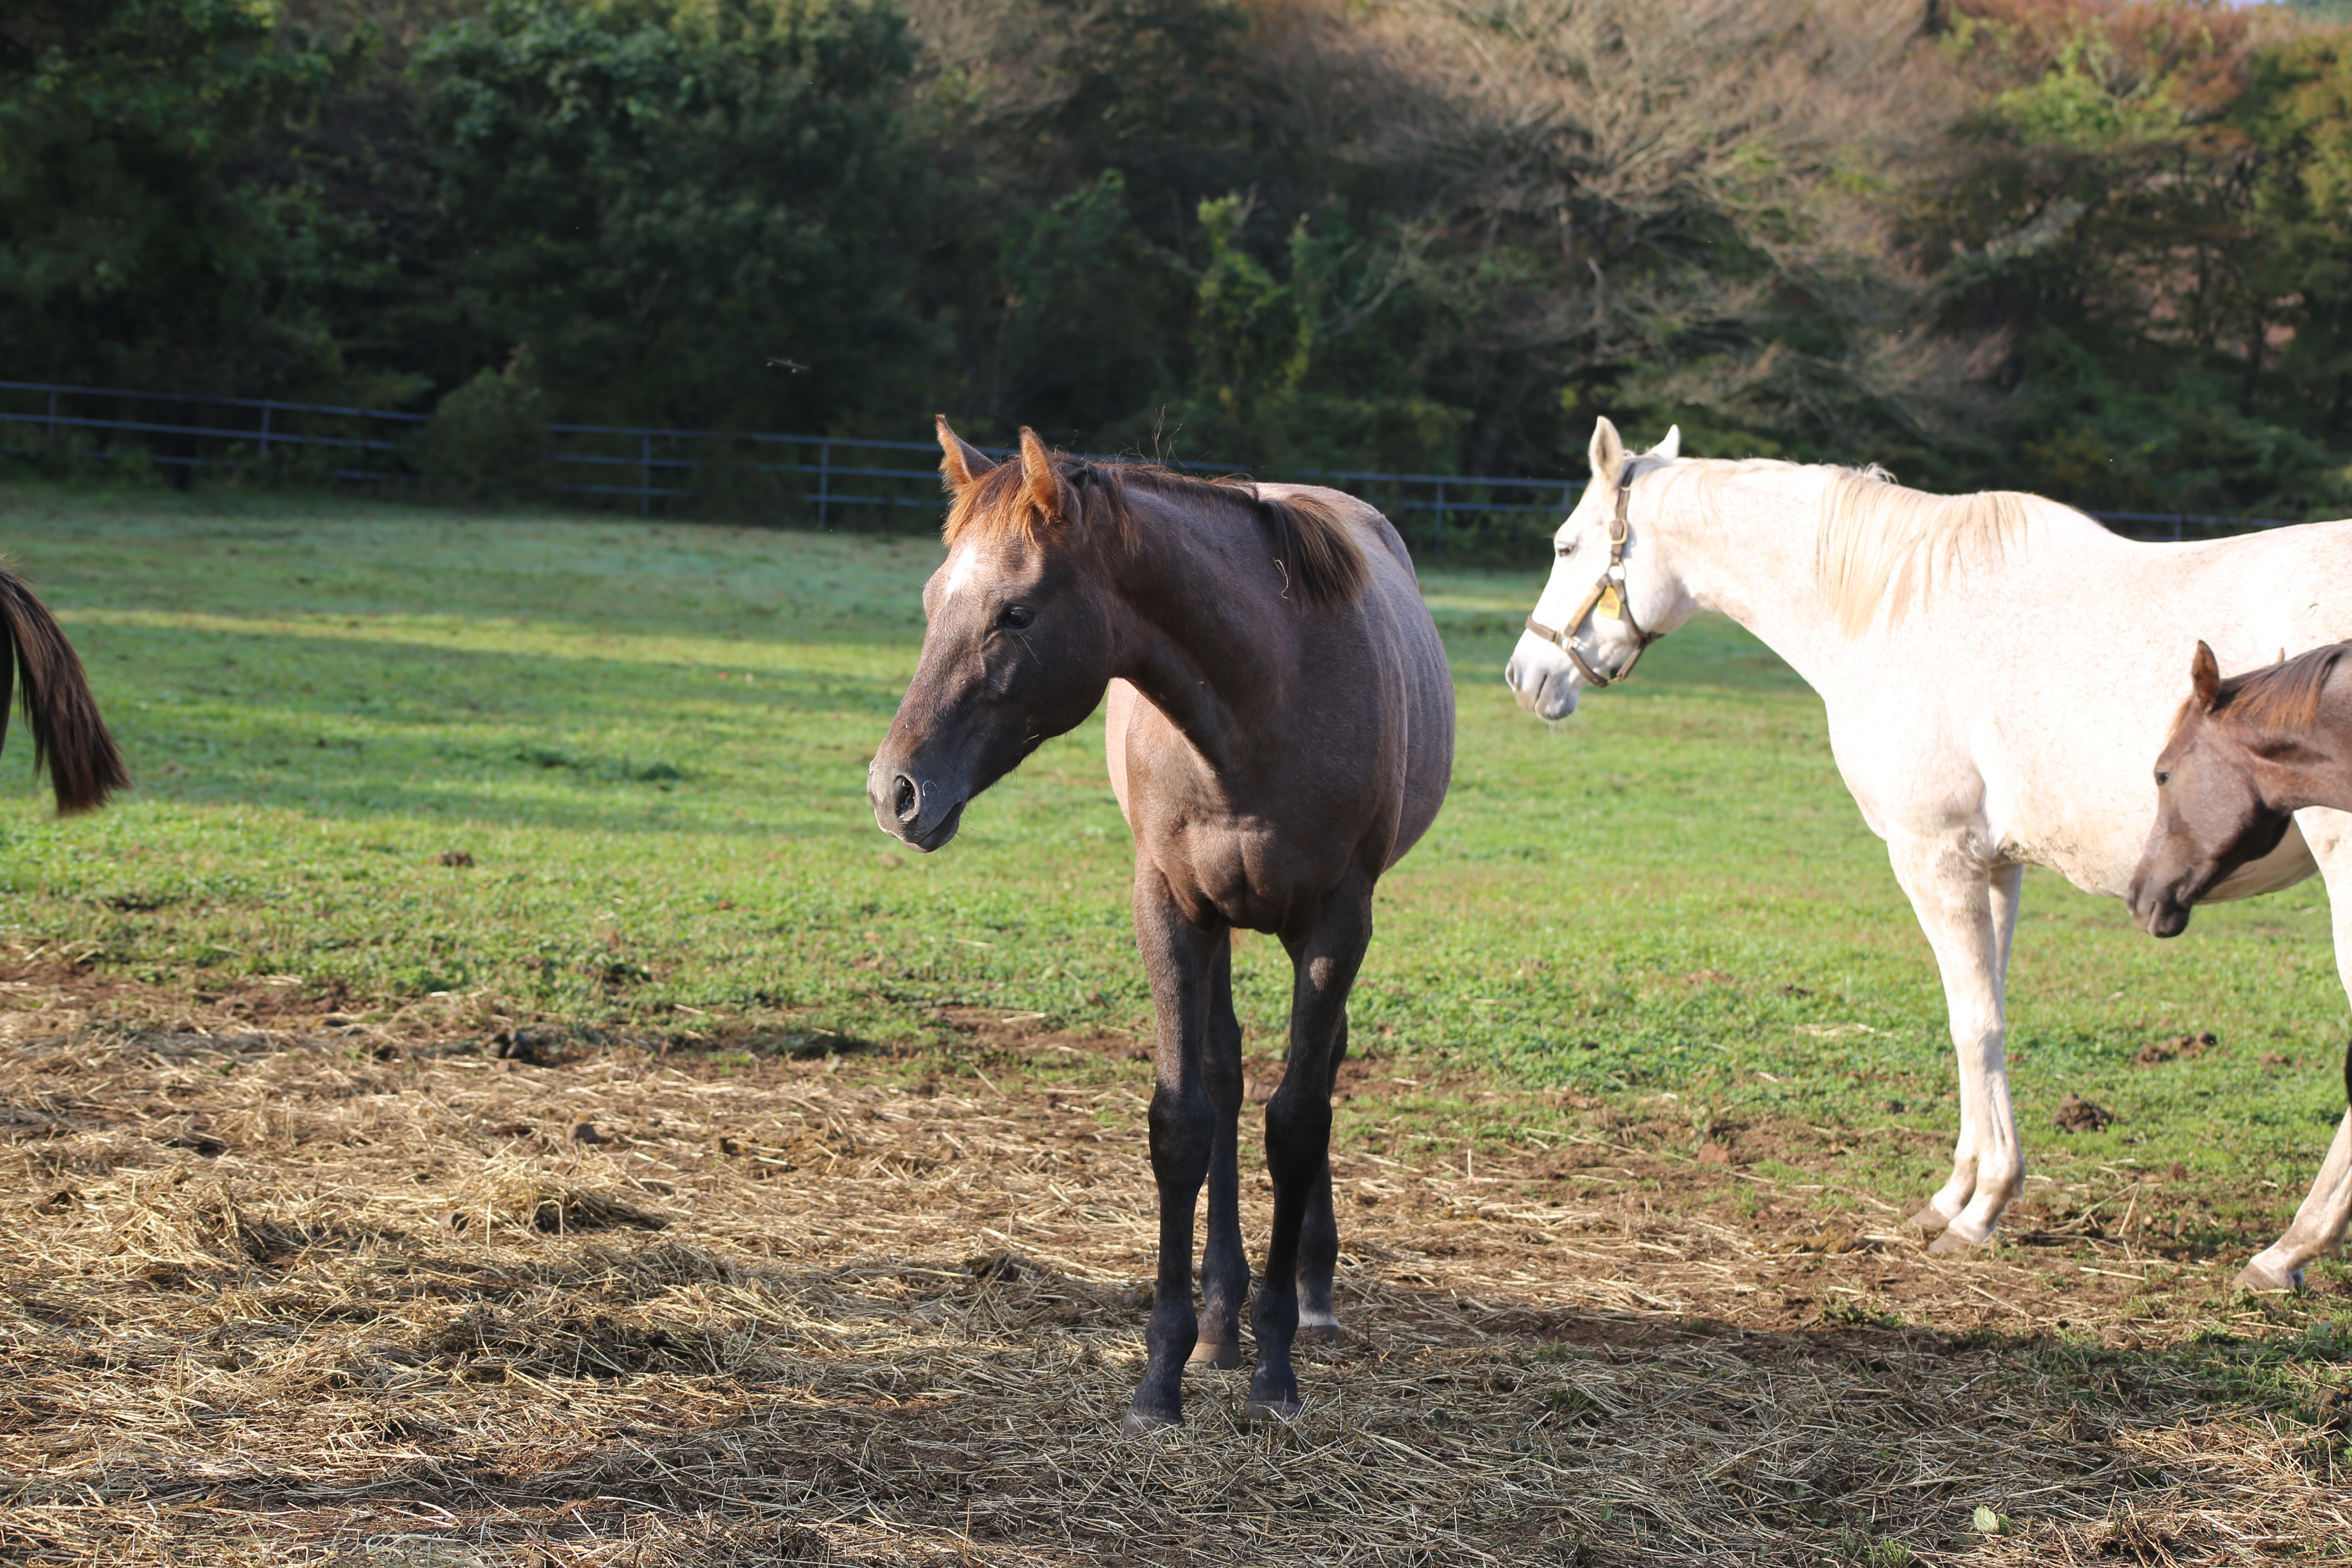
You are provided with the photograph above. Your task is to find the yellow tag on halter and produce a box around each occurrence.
[1593,583,1624,621]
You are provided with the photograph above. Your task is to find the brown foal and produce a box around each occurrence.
[2130,639,2352,1127]
[2129,639,2352,940]
[869,421,1452,1428]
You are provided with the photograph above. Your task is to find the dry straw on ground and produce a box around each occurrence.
[3,967,2349,1566]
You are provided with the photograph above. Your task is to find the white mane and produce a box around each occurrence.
[1816,468,2043,638]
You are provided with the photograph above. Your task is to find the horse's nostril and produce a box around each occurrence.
[892,774,919,822]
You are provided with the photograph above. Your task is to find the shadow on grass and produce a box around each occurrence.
[60,619,914,837]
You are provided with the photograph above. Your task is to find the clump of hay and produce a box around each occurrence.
[450,1173,672,1236]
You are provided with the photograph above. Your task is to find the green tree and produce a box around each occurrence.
[0,0,360,394]
[409,343,551,499]
[1902,0,2346,514]
[2238,30,2352,436]
[408,0,933,430]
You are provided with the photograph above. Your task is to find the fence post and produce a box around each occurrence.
[639,433,652,519]
[45,389,57,444]
[259,404,272,467]
[1432,479,1446,558]
[817,441,832,530]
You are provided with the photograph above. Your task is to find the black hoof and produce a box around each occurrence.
[1295,1319,1341,1345]
[1189,1338,1241,1369]
[1246,1364,1299,1422]
[1120,1405,1180,1434]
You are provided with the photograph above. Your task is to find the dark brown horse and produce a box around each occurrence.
[869,421,1453,1429]
[2129,639,2352,940]
[0,567,126,813]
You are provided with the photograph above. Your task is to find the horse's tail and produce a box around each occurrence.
[0,568,127,814]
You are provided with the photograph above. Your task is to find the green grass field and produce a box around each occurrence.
[1,478,2346,1250]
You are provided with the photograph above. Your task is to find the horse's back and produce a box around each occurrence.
[1258,483,1454,864]
[1106,484,1453,873]
[1844,515,2352,897]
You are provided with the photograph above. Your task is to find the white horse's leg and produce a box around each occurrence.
[1887,838,2025,1250]
[2238,810,2352,1291]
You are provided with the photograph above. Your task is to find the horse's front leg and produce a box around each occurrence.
[2239,807,2352,1290]
[1123,869,1226,1432]
[1248,881,1371,1420]
[1192,933,1249,1368]
[1887,842,2024,1251]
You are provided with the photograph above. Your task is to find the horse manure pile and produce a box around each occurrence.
[4,991,2349,1565]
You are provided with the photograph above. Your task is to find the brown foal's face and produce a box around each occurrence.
[2127,708,2289,938]
[868,526,1115,852]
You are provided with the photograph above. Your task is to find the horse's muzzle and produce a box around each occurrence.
[871,767,968,852]
[2126,876,2193,939]
[1504,640,1579,721]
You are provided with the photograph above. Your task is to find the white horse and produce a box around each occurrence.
[1505,417,2352,1289]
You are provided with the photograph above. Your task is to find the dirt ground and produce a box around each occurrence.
[4,960,2350,1567]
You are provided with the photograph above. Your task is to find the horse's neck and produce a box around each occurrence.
[2260,657,2352,813]
[1109,498,1292,777]
[1657,467,1853,691]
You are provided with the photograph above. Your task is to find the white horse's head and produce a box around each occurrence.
[1504,417,1691,719]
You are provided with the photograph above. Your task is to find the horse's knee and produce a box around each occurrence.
[1147,1083,1217,1187]
[1261,1092,1331,1183]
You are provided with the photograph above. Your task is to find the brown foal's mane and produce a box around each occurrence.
[2212,641,2351,745]
[944,450,1369,611]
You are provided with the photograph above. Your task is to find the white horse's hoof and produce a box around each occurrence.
[1908,1204,1954,1236]
[1927,1223,1992,1255]
[1188,1338,1241,1368]
[2233,1257,2305,1293]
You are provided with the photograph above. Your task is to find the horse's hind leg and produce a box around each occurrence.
[1887,842,2024,1251]
[1248,883,1371,1420]
[2238,808,2352,1290]
[2243,1109,2352,1291]
[1192,935,1249,1369]
[1294,1014,1347,1344]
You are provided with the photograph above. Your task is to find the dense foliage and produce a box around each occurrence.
[10,0,2352,514]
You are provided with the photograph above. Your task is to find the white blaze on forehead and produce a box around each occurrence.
[940,543,982,601]
[1528,548,1587,630]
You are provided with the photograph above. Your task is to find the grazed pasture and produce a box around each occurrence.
[1,484,2349,1565]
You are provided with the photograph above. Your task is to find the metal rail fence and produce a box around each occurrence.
[0,378,2305,552]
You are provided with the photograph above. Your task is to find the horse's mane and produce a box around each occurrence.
[944,452,1370,610]
[1816,468,2047,638]
[2213,642,2350,744]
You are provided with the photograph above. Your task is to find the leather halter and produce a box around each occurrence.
[1523,461,1659,688]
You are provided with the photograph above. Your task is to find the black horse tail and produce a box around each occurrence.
[0,568,127,814]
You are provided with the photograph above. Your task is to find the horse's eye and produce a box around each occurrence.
[1555,541,1577,559]
[2154,770,2171,787]
[998,604,1034,629]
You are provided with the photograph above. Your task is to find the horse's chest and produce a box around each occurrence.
[1143,817,1327,931]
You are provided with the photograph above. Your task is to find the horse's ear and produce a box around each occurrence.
[1653,425,1682,461]
[1588,417,1625,485]
[1017,427,1072,521]
[2190,640,2222,710]
[937,415,994,491]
